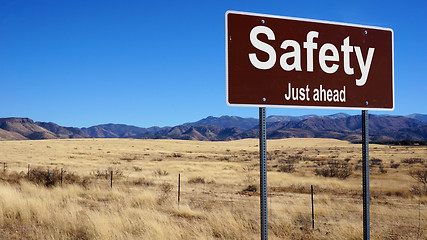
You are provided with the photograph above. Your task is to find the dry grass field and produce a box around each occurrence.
[0,138,426,239]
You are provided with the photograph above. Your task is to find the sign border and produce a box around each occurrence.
[225,10,394,111]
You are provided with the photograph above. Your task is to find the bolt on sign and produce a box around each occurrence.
[226,11,394,110]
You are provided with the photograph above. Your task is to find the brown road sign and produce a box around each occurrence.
[226,11,394,110]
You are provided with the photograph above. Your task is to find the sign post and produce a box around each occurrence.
[225,10,393,240]
[362,110,370,239]
[259,107,268,240]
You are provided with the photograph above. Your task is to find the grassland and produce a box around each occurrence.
[0,138,426,239]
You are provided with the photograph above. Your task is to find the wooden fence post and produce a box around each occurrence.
[178,173,181,207]
[110,171,113,188]
[311,185,315,229]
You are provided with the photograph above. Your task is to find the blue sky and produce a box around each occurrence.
[1,0,426,128]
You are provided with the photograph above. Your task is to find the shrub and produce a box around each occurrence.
[370,158,383,166]
[243,184,257,192]
[62,170,81,184]
[109,168,123,176]
[0,171,25,184]
[90,168,122,179]
[133,166,143,171]
[410,185,427,196]
[390,163,400,168]
[279,164,295,173]
[314,160,352,179]
[153,169,169,177]
[120,155,139,161]
[286,155,303,163]
[409,169,427,185]
[28,168,80,187]
[402,158,424,164]
[132,177,154,186]
[161,182,173,192]
[157,182,173,205]
[188,177,205,184]
[91,169,109,179]
[379,164,387,174]
[293,213,312,230]
[28,168,56,186]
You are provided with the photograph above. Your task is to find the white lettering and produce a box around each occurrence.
[313,85,346,102]
[249,26,276,70]
[284,83,310,101]
[340,86,346,102]
[303,31,319,72]
[355,47,375,86]
[280,40,302,71]
[319,43,339,74]
[248,27,375,86]
[284,83,291,100]
[341,37,354,75]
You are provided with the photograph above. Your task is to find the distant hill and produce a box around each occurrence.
[266,114,318,123]
[407,113,427,122]
[80,124,161,138]
[0,118,56,140]
[267,113,350,123]
[0,113,426,142]
[265,115,425,142]
[0,128,27,140]
[36,122,89,139]
[183,116,258,131]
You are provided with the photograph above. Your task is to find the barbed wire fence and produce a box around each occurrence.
[0,161,425,238]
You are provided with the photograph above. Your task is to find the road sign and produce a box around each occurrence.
[226,11,394,110]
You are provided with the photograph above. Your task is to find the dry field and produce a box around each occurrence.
[0,138,426,239]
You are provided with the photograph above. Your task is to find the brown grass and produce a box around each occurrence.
[0,138,426,239]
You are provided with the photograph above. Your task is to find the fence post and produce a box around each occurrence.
[417,200,421,239]
[61,168,63,187]
[178,173,181,207]
[3,162,6,173]
[311,185,315,229]
[27,164,30,178]
[110,171,113,188]
[47,169,50,184]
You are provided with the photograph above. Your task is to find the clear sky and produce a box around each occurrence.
[1,0,426,128]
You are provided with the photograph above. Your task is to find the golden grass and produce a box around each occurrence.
[0,138,426,239]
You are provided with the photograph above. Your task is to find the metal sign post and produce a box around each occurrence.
[362,110,370,240]
[259,107,268,240]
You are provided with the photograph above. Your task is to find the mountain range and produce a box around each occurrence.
[0,113,426,142]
